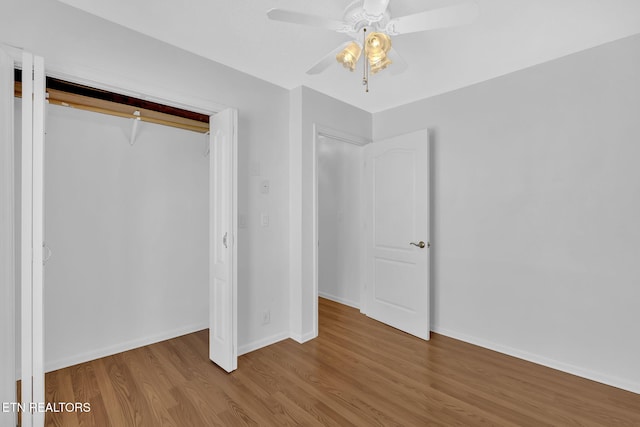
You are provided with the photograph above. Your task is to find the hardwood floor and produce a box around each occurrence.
[39,298,640,426]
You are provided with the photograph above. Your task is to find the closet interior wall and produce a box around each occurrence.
[15,100,209,373]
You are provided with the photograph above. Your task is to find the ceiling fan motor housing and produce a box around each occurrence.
[341,0,391,36]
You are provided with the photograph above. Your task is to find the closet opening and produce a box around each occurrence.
[13,66,238,417]
[11,49,237,425]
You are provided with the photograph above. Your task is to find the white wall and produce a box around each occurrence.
[1,0,291,357]
[373,33,640,393]
[290,87,371,341]
[317,136,363,308]
[39,104,207,370]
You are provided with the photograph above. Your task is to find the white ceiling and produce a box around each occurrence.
[57,0,640,113]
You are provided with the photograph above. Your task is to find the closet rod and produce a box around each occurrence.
[45,97,209,133]
[14,70,210,134]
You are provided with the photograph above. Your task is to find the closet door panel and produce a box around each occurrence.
[209,108,238,372]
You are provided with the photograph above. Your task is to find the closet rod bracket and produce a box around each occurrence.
[130,110,141,146]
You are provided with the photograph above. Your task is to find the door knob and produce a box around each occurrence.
[410,241,426,249]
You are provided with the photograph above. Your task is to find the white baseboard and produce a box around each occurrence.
[431,325,640,395]
[290,330,317,344]
[44,322,208,373]
[238,331,290,356]
[318,291,360,309]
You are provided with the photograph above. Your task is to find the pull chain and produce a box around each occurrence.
[362,28,369,93]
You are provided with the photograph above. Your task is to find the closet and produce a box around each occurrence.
[14,80,210,367]
[42,101,209,370]
[4,43,239,427]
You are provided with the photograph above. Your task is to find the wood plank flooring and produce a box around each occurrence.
[38,298,640,426]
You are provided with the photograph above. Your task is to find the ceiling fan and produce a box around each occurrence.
[267,0,478,90]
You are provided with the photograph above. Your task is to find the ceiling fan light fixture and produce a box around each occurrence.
[369,56,392,74]
[336,41,363,71]
[365,32,392,74]
[365,32,391,55]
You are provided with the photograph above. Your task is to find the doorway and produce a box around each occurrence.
[316,132,366,310]
[312,125,431,340]
[313,125,368,333]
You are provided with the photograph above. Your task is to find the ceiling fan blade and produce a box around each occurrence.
[362,0,391,20]
[388,48,408,75]
[386,1,479,35]
[306,42,352,75]
[267,9,348,31]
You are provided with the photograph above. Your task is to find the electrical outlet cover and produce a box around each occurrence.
[260,179,270,194]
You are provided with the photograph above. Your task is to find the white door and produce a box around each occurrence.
[21,52,46,427]
[364,129,430,340]
[209,108,238,372]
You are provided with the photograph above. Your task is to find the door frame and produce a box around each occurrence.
[312,124,369,335]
